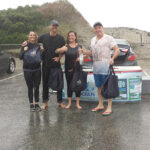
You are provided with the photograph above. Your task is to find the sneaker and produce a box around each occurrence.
[30,104,35,112]
[35,104,41,112]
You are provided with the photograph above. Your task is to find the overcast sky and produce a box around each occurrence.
[0,0,150,32]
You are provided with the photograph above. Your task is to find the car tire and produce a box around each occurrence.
[7,59,15,74]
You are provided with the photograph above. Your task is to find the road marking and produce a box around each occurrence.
[0,73,23,82]
[143,71,150,76]
[143,71,150,80]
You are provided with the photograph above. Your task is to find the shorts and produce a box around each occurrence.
[94,74,108,87]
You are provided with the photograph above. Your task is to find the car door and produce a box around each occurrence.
[0,50,9,72]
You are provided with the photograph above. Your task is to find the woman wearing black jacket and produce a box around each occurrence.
[20,31,43,111]
[56,31,85,109]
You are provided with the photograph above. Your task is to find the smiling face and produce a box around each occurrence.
[50,25,58,34]
[94,25,104,37]
[68,32,77,43]
[28,31,38,43]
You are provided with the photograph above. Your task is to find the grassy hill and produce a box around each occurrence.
[0,0,93,45]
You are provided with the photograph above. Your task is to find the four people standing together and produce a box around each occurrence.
[20,20,120,115]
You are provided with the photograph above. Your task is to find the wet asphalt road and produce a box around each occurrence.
[0,70,150,150]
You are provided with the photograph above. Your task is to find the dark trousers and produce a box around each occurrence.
[65,71,81,97]
[24,70,41,103]
[42,65,62,103]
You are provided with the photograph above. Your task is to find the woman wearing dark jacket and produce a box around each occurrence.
[20,31,43,111]
[56,31,85,109]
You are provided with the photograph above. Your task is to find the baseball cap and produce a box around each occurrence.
[93,22,103,28]
[50,19,59,26]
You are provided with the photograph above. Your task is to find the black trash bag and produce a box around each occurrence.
[101,65,119,99]
[70,63,88,92]
[48,67,63,91]
[24,46,41,65]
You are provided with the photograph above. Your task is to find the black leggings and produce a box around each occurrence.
[24,70,41,103]
[42,66,62,103]
[65,71,81,97]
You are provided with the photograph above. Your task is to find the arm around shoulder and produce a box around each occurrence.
[55,45,68,53]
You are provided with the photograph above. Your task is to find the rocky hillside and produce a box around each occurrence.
[37,0,94,45]
[104,27,150,69]
[104,27,150,44]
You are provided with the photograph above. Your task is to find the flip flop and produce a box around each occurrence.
[58,103,66,108]
[91,107,104,112]
[41,105,48,111]
[102,111,113,116]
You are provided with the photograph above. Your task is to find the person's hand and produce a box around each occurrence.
[24,46,28,51]
[53,57,60,62]
[78,47,83,55]
[76,57,80,62]
[40,45,44,51]
[62,46,68,52]
[82,47,86,54]
[22,41,28,47]
[110,58,114,65]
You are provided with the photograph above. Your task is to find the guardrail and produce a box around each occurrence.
[0,44,21,50]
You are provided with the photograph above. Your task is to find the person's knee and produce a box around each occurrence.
[34,85,39,90]
[27,84,33,89]
[97,86,103,91]
[76,92,81,97]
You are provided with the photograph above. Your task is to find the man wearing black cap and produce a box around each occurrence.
[83,22,120,116]
[22,19,66,110]
[38,19,66,110]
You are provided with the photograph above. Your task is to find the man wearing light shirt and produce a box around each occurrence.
[83,22,120,116]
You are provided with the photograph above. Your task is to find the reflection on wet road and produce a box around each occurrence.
[0,74,150,150]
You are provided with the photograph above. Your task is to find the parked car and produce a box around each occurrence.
[113,39,137,66]
[83,39,137,68]
[0,50,16,74]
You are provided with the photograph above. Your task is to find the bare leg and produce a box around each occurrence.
[92,87,104,111]
[97,87,104,108]
[76,97,82,109]
[102,99,112,115]
[65,97,72,109]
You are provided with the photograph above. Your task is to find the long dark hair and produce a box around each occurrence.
[67,31,78,44]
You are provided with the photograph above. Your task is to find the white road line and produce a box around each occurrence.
[143,71,150,80]
[0,73,23,82]
[143,71,150,76]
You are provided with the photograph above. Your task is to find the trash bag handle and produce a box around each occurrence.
[109,65,116,76]
[106,65,116,76]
